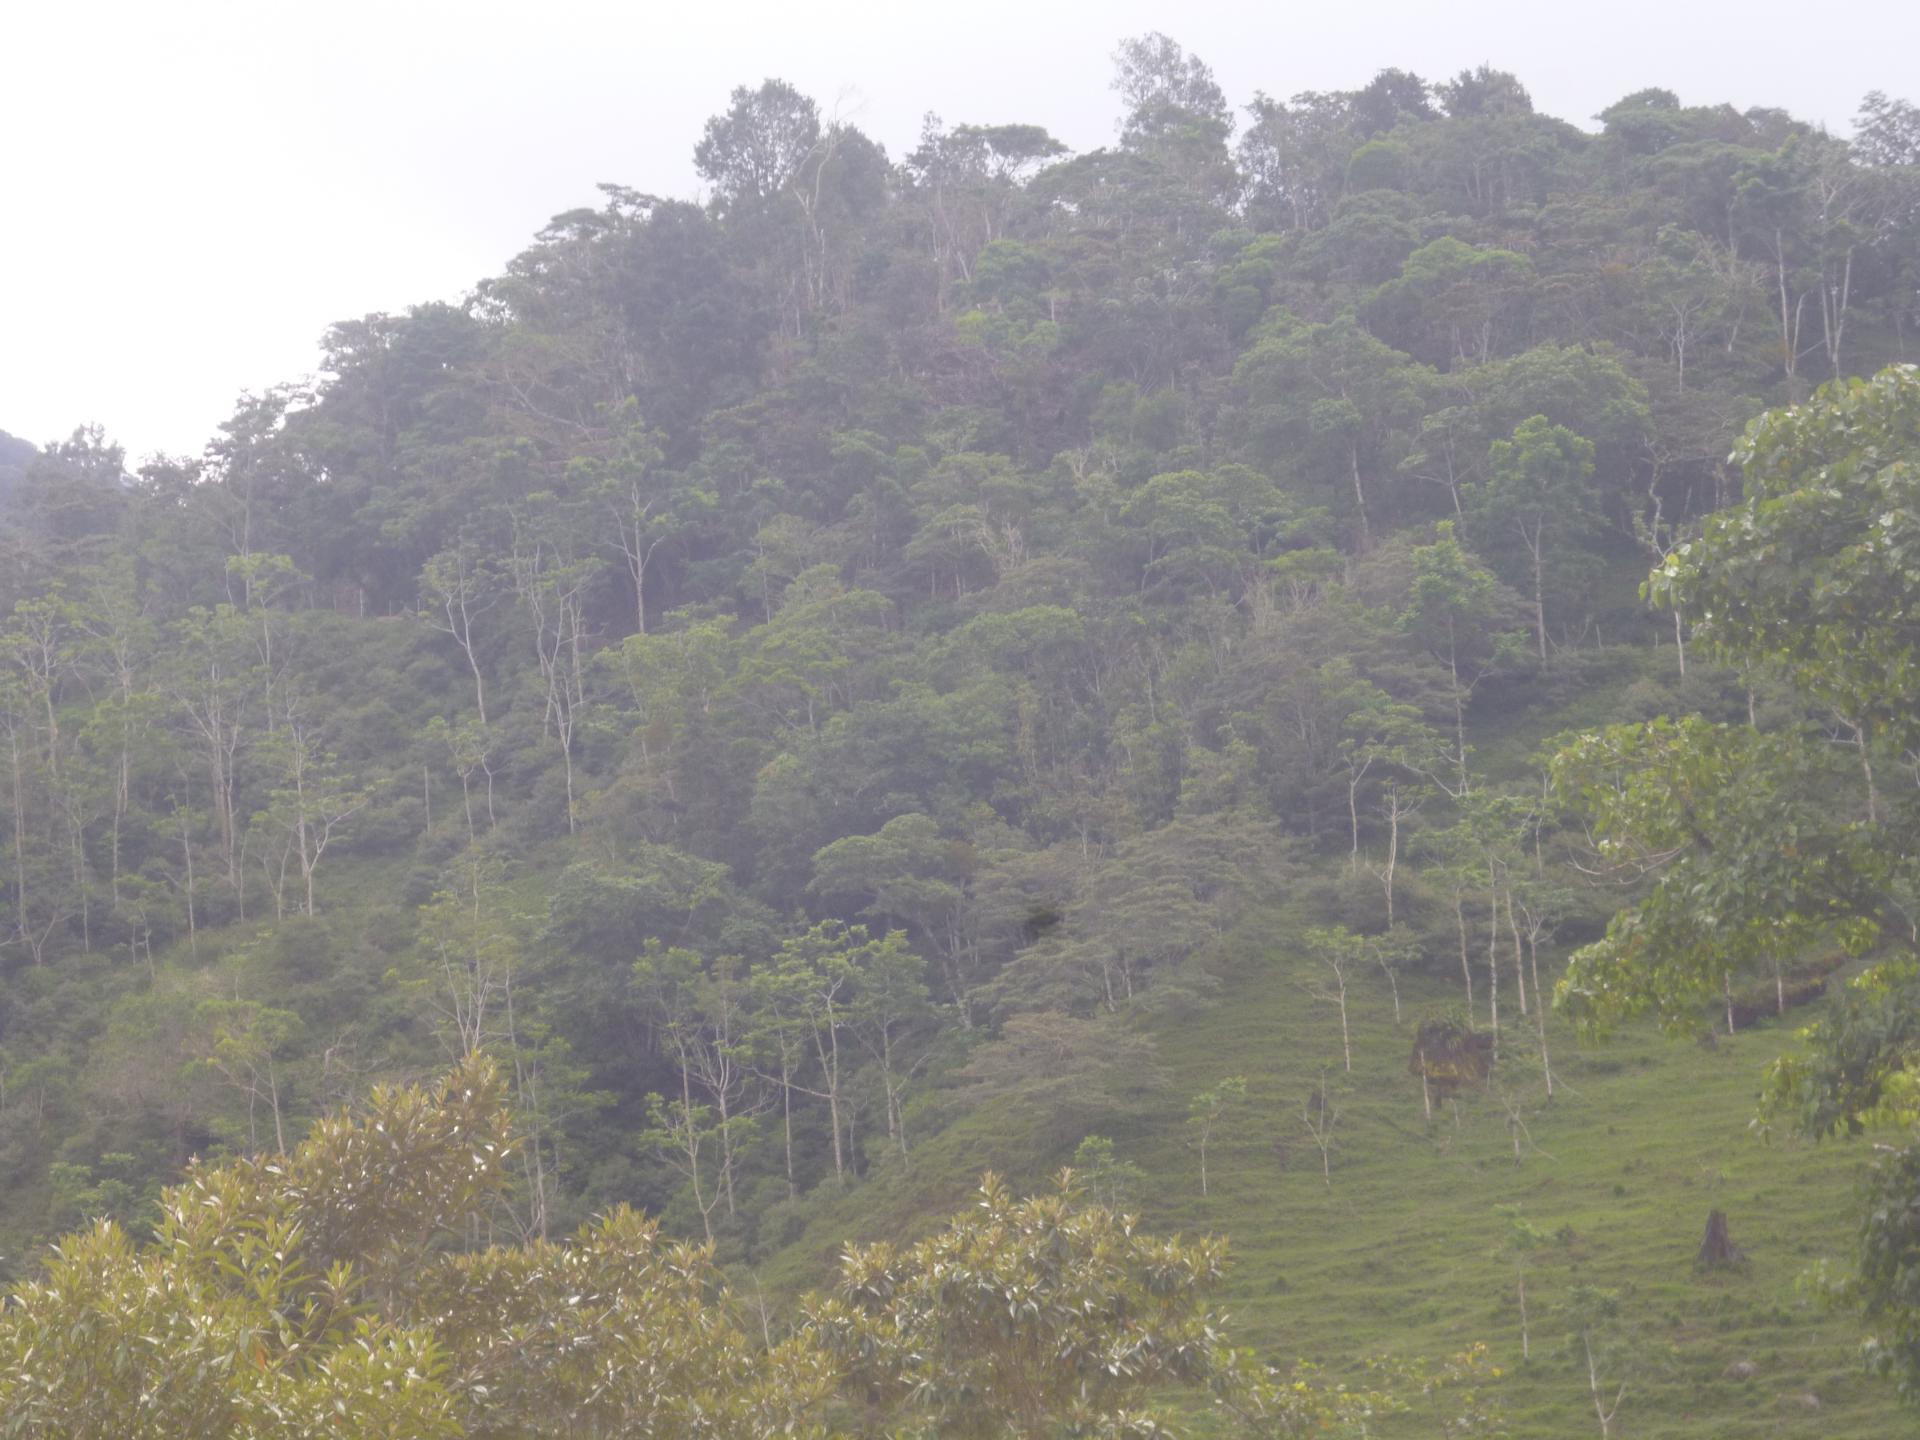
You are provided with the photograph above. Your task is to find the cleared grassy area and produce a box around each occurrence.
[758,916,1901,1438]
[1141,932,1890,1437]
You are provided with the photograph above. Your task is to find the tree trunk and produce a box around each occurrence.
[1348,441,1372,551]
[1380,794,1400,925]
[1584,1333,1619,1440]
[1774,228,1799,387]
[178,804,197,956]
[1696,1208,1746,1269]
[269,1063,286,1154]
[1337,972,1352,1072]
[1507,889,1527,1017]
[1518,1268,1530,1360]
[782,1064,796,1198]
[1446,617,1469,793]
[1528,925,1554,1098]
[1527,527,1548,660]
[7,724,26,954]
[1455,889,1475,1011]
[1487,893,1501,1063]
[1348,771,1363,867]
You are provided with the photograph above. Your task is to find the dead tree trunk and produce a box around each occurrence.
[1696,1209,1745,1269]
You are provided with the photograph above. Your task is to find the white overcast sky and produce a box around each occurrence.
[4,0,1916,463]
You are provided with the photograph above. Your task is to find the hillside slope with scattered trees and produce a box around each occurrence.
[4,37,1920,1435]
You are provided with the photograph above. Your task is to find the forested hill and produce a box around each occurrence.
[3,41,1920,1430]
[0,431,34,506]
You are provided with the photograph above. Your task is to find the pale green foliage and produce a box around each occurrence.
[810,1170,1392,1436]
[417,1206,835,1438]
[810,1172,1231,1438]
[0,1058,512,1437]
[0,1060,1324,1439]
[0,1057,824,1439]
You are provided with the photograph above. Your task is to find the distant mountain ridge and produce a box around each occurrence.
[0,428,37,503]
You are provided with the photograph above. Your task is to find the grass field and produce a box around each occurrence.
[758,911,1903,1438]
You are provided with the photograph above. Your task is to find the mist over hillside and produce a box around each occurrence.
[0,430,35,502]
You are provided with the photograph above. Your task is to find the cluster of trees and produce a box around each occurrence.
[2,40,1918,1400]
[0,1056,1393,1438]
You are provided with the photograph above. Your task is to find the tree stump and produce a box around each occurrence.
[1696,1208,1746,1269]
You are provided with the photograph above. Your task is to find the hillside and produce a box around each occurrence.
[0,429,33,506]
[3,38,1920,1436]
[868,929,1884,1437]
[743,651,1899,1435]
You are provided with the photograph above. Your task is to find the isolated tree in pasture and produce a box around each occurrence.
[1302,926,1368,1072]
[1299,1071,1342,1187]
[1495,1204,1552,1361]
[1187,1074,1248,1198]
[1561,1286,1632,1440]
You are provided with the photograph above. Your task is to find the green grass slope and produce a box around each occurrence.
[758,920,1900,1438]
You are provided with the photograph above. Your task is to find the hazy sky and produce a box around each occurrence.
[5,0,1916,462]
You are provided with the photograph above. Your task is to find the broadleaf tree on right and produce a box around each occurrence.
[1551,362,1920,1399]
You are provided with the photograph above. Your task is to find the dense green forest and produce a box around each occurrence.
[5,37,1920,1435]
